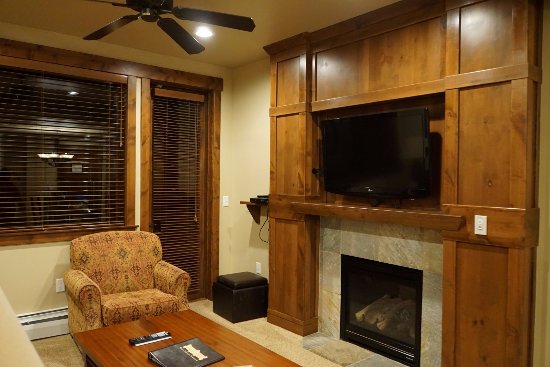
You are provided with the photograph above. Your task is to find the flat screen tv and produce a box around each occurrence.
[320,108,430,199]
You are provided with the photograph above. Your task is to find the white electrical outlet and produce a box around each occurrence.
[474,215,488,235]
[255,262,261,274]
[55,278,65,293]
[222,195,229,207]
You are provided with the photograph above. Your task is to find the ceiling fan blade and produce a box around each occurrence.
[171,7,255,32]
[157,18,205,54]
[84,14,140,40]
[82,0,127,6]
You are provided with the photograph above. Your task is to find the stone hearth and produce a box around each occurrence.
[305,217,442,367]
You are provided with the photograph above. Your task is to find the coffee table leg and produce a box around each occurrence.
[85,355,98,367]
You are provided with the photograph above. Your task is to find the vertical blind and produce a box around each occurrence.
[0,67,127,231]
[152,93,202,297]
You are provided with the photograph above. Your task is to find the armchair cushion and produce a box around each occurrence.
[101,289,179,326]
[65,231,190,334]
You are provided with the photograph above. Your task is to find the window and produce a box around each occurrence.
[0,67,127,232]
[151,89,205,299]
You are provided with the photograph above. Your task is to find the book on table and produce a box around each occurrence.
[148,337,225,367]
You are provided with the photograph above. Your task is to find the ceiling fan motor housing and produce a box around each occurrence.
[127,0,173,12]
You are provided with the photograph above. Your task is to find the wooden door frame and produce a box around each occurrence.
[141,79,220,300]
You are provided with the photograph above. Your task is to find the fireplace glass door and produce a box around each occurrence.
[341,255,423,367]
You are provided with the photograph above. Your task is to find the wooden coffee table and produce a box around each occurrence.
[74,310,300,367]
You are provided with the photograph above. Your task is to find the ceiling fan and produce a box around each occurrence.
[83,0,255,54]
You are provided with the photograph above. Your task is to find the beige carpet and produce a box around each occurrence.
[32,299,339,367]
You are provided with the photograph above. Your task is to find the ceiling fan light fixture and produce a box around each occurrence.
[195,26,213,38]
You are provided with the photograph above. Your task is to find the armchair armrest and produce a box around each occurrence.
[63,269,102,334]
[154,261,191,308]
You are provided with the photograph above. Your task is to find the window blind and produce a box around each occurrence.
[152,93,202,297]
[0,67,127,231]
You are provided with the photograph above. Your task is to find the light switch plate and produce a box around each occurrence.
[474,215,487,235]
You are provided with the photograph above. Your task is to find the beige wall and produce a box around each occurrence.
[219,58,271,276]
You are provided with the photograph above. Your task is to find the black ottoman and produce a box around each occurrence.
[212,272,268,323]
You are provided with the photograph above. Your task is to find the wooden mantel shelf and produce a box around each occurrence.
[290,202,464,231]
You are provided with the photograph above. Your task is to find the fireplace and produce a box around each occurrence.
[341,254,423,367]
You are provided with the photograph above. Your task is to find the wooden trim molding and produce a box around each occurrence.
[125,76,137,227]
[140,78,153,232]
[0,38,223,90]
[0,55,128,84]
[154,88,206,102]
[444,64,542,90]
[311,79,445,112]
[291,202,464,230]
[269,103,307,117]
[441,205,539,248]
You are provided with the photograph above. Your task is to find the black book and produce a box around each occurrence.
[148,337,225,367]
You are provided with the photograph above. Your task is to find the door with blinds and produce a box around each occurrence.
[151,88,206,300]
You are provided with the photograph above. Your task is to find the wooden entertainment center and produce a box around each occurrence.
[264,1,542,366]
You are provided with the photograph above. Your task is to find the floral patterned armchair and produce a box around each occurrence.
[63,231,190,334]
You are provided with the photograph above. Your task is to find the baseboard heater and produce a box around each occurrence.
[18,307,69,340]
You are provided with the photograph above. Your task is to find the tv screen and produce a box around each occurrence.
[321,108,430,199]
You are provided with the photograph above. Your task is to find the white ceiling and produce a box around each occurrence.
[0,0,399,68]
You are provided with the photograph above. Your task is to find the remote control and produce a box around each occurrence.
[129,331,171,346]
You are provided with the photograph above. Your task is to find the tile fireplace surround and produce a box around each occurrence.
[311,217,443,367]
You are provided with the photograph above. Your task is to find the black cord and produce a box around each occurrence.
[259,204,269,244]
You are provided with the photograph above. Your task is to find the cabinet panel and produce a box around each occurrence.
[315,40,369,100]
[369,17,442,90]
[269,218,305,319]
[460,0,513,73]
[454,242,508,367]
[457,82,513,207]
[275,114,305,196]
[276,57,302,106]
[268,216,318,334]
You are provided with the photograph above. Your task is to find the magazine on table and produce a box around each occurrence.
[148,337,225,367]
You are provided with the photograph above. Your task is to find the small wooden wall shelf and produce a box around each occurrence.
[291,202,464,231]
[240,201,267,223]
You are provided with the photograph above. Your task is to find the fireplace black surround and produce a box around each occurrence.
[341,255,423,367]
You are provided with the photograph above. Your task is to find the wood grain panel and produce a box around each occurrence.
[505,247,534,367]
[458,82,514,207]
[268,219,305,319]
[276,57,301,106]
[454,242,508,367]
[369,18,442,90]
[442,240,458,367]
[445,9,460,77]
[275,114,306,196]
[460,0,514,73]
[442,89,459,204]
[315,40,369,101]
[267,216,318,336]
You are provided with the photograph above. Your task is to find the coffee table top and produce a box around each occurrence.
[74,310,300,367]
